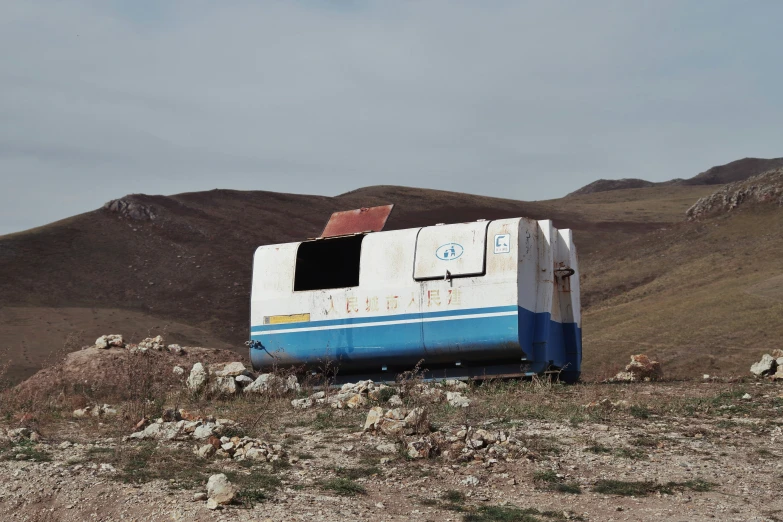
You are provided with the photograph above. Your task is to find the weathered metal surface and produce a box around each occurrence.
[413,221,490,280]
[320,204,394,238]
[250,217,582,382]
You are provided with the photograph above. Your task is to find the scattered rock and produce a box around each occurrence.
[244,373,299,395]
[446,391,471,408]
[291,398,313,409]
[104,197,158,220]
[187,363,208,394]
[193,492,208,502]
[364,407,385,431]
[406,438,433,459]
[365,406,430,436]
[136,335,165,352]
[173,366,185,376]
[94,334,124,349]
[168,344,184,355]
[214,362,246,378]
[610,354,663,382]
[212,376,238,396]
[461,475,480,486]
[750,353,778,378]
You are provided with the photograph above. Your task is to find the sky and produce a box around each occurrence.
[1,1,782,235]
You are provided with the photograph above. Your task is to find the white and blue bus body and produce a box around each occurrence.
[249,217,582,382]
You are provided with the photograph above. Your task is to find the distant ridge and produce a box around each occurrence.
[567,178,656,196]
[568,157,783,196]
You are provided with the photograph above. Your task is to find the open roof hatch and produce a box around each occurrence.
[320,204,394,238]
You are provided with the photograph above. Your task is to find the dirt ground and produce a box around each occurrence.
[1,359,782,522]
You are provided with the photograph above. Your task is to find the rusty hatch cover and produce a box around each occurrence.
[320,204,394,238]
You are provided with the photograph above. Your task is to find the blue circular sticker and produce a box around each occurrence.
[436,243,464,261]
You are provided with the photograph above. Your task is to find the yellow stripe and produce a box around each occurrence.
[264,313,310,325]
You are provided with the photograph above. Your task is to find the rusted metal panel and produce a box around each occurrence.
[320,205,394,238]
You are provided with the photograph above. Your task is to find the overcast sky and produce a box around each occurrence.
[1,1,782,235]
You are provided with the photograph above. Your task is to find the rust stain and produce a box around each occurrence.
[321,205,394,238]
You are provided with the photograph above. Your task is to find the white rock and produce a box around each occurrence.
[245,448,267,461]
[376,443,398,454]
[193,492,208,501]
[403,407,429,434]
[291,398,313,409]
[207,473,237,505]
[72,408,90,418]
[193,423,216,440]
[235,375,253,385]
[212,376,238,395]
[187,363,208,393]
[173,366,185,376]
[364,407,385,431]
[750,354,776,376]
[197,444,216,458]
[206,498,219,510]
[406,438,432,459]
[388,394,403,407]
[461,475,480,486]
[446,391,471,408]
[244,373,297,394]
[216,362,246,377]
[168,344,184,355]
[742,393,752,400]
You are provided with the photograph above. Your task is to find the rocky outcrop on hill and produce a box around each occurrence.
[686,167,783,221]
[103,197,158,220]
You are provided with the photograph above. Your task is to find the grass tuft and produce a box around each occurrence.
[321,478,367,496]
[593,479,715,496]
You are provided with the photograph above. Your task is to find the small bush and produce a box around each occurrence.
[321,478,366,496]
[463,505,569,522]
[237,489,269,507]
[629,405,651,419]
[442,489,466,504]
[335,466,380,479]
[533,470,581,494]
[3,440,51,462]
[593,480,657,496]
[614,448,647,460]
[593,479,715,496]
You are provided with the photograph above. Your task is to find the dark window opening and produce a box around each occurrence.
[294,235,364,291]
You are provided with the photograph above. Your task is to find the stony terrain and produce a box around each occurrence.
[1,341,782,521]
[686,167,783,221]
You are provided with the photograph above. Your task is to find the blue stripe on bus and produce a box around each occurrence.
[250,304,520,333]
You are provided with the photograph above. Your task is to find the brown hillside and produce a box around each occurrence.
[684,157,783,186]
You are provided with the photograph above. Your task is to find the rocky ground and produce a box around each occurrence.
[1,343,783,522]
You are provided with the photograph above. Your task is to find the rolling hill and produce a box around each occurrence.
[568,157,783,196]
[2,161,782,383]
